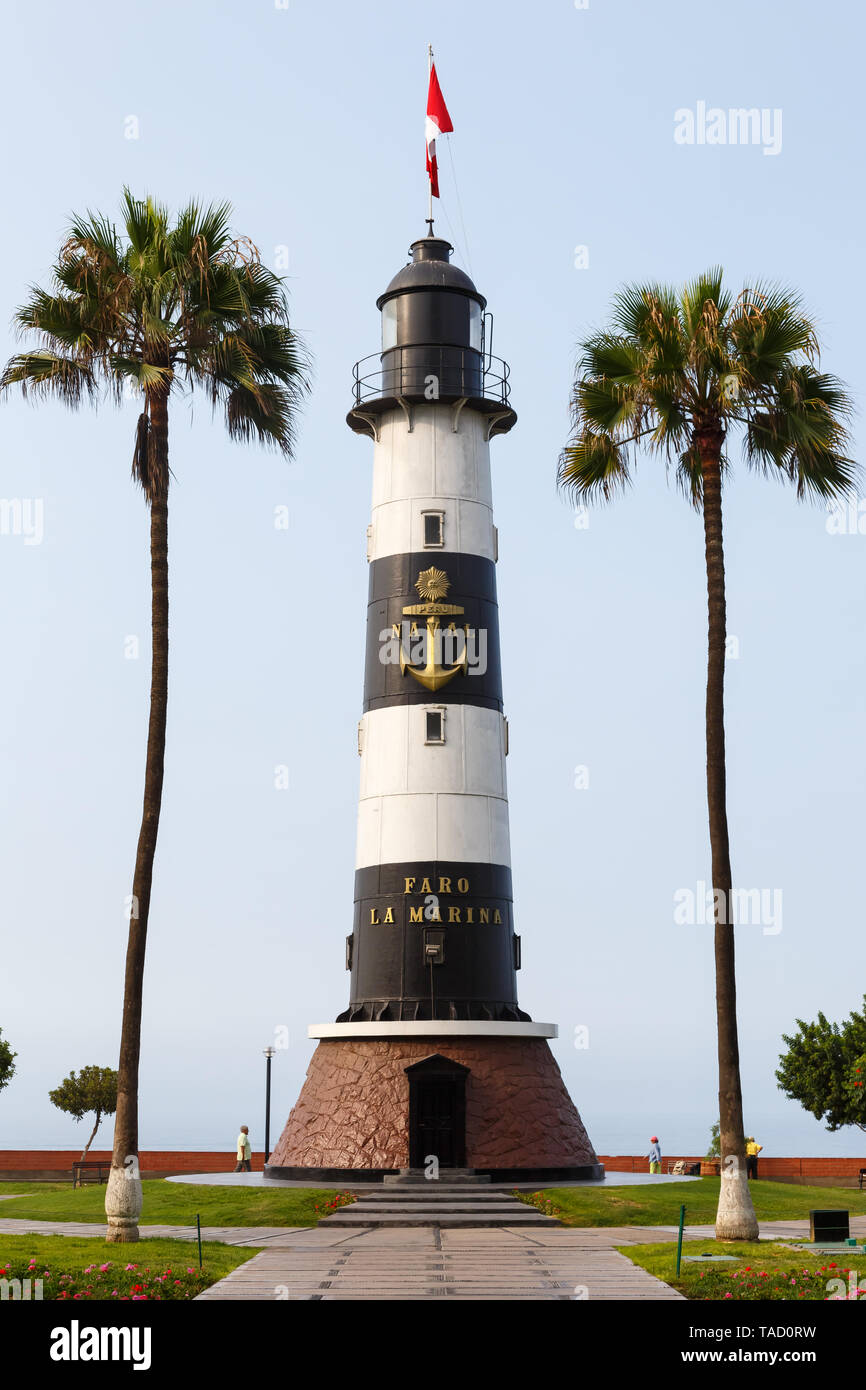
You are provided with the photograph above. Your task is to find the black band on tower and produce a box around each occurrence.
[363,551,503,711]
[339,859,528,1023]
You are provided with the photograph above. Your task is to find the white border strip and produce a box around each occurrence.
[309,1021,557,1039]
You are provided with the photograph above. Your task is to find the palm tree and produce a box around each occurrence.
[2,191,309,1241]
[559,270,854,1240]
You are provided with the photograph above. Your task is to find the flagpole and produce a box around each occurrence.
[426,44,434,236]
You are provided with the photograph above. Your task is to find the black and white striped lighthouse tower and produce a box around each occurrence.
[267,233,601,1180]
[344,233,522,1027]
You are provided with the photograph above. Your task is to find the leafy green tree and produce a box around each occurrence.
[0,1029,16,1094]
[2,192,309,1240]
[844,1053,866,1124]
[559,271,855,1239]
[706,1121,721,1158]
[49,1066,119,1169]
[776,999,866,1134]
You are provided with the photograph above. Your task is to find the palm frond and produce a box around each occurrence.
[3,189,310,465]
[744,366,857,499]
[731,284,819,381]
[577,333,643,386]
[558,431,632,502]
[224,380,301,453]
[680,267,730,341]
[121,189,169,257]
[610,282,679,343]
[131,410,150,491]
[64,210,123,268]
[675,441,704,506]
[562,268,854,516]
[0,350,96,403]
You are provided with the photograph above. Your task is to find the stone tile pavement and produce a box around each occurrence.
[1,1215,863,1301]
[0,1219,300,1243]
[193,1226,686,1301]
[0,1217,685,1300]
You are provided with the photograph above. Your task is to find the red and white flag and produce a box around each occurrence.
[425,62,453,199]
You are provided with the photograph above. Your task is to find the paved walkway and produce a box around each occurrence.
[192,1215,866,1301]
[194,1226,686,1301]
[2,1216,863,1301]
[0,1219,295,1243]
[0,1216,685,1300]
[3,1215,862,1244]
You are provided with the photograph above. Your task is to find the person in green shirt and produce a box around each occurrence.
[234,1125,252,1172]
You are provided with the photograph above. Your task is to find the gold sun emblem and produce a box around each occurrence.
[415,567,451,602]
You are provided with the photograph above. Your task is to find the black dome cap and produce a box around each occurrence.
[377,235,486,309]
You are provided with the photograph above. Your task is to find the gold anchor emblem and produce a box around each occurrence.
[398,567,469,692]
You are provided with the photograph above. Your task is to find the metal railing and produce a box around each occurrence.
[351,345,512,409]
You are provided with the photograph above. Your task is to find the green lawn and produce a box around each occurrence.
[0,1233,260,1300]
[529,1178,866,1227]
[4,1176,863,1234]
[618,1238,864,1301]
[0,1179,352,1227]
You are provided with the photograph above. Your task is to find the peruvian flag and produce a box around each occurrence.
[425,63,453,199]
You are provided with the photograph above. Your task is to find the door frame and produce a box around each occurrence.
[405,1054,469,1169]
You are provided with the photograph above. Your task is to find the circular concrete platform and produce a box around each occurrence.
[165,1170,700,1191]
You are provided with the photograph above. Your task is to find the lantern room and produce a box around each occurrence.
[347,234,516,439]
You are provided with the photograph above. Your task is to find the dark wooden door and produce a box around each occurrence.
[415,1080,456,1167]
[406,1055,468,1170]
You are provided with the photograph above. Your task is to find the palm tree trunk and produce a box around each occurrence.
[699,432,758,1242]
[105,393,169,1242]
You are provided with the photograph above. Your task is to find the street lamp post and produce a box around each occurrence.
[263,1047,276,1166]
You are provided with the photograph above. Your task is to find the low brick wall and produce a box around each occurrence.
[1,1150,863,1183]
[598,1154,866,1186]
[0,1150,264,1181]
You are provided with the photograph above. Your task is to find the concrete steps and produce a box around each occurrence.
[320,1210,557,1228]
[350,1188,507,1202]
[320,1178,558,1228]
[383,1168,490,1186]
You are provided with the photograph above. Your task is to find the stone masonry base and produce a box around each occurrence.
[266,1036,602,1178]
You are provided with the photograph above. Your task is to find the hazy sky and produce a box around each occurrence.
[1,0,864,1160]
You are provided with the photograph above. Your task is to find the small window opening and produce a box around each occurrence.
[425,710,445,744]
[423,511,444,547]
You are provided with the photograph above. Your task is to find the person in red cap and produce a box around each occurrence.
[648,1136,662,1174]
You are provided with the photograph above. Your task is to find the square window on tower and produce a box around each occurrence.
[425,709,445,744]
[422,510,445,548]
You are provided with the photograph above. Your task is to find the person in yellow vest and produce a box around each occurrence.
[745,1136,762,1180]
[234,1125,252,1172]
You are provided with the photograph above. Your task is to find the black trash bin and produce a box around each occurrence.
[810,1209,849,1242]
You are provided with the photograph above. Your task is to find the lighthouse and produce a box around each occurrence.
[267,233,602,1181]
